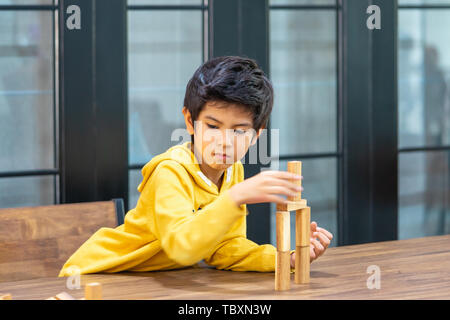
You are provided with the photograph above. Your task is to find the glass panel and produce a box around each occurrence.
[269,158,338,249]
[270,10,336,156]
[0,175,55,208]
[399,151,450,239]
[0,0,53,4]
[0,11,55,172]
[128,8,203,210]
[128,0,202,5]
[129,169,141,210]
[399,0,450,5]
[270,0,335,5]
[398,10,450,149]
[128,10,203,166]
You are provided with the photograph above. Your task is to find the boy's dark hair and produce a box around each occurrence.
[184,56,274,141]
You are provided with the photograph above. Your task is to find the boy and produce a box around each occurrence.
[59,56,332,277]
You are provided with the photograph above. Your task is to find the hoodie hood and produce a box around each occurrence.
[137,141,235,195]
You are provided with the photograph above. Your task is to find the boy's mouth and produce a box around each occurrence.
[213,153,231,162]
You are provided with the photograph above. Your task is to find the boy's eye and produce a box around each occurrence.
[205,124,246,135]
[234,129,246,135]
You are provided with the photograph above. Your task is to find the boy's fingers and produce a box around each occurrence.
[310,247,316,261]
[311,238,324,253]
[316,227,333,240]
[268,178,303,192]
[267,195,290,205]
[266,186,299,198]
[284,180,303,192]
[268,177,303,193]
[314,231,331,249]
[311,244,322,259]
[265,170,303,180]
[261,173,304,194]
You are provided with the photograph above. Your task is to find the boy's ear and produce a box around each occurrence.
[182,106,195,135]
[250,127,264,146]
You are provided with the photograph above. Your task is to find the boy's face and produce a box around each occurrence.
[182,101,262,171]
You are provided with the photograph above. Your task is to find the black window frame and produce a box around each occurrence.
[1,0,405,248]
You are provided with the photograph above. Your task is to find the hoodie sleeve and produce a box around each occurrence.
[203,237,277,272]
[144,160,247,266]
[203,238,297,272]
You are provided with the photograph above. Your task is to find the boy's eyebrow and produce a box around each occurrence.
[204,115,252,127]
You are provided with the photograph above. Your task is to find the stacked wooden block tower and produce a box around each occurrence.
[1,282,102,300]
[275,161,310,291]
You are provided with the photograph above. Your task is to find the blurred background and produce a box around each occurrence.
[0,0,449,249]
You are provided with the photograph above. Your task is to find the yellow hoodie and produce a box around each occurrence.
[58,141,279,276]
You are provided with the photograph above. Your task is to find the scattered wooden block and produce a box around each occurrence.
[46,291,76,300]
[0,293,12,300]
[85,282,102,300]
[55,292,76,300]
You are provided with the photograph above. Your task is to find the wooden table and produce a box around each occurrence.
[1,235,449,300]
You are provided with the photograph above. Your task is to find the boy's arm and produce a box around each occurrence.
[144,161,247,266]
[203,237,277,272]
[201,162,297,272]
[204,237,298,272]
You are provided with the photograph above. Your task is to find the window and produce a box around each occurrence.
[269,1,339,248]
[127,0,208,209]
[2,0,445,244]
[0,1,58,208]
[398,0,450,238]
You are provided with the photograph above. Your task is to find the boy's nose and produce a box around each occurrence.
[215,129,234,147]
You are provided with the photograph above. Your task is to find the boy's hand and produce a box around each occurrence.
[290,222,333,267]
[228,170,303,207]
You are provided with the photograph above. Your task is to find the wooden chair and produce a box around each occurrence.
[0,199,125,282]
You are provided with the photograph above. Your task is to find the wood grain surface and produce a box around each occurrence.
[0,234,449,300]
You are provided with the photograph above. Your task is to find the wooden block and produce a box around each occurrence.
[276,211,290,251]
[55,292,76,300]
[295,246,310,284]
[296,207,311,247]
[0,293,12,300]
[85,282,102,300]
[275,250,291,291]
[287,161,302,201]
[276,199,307,212]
